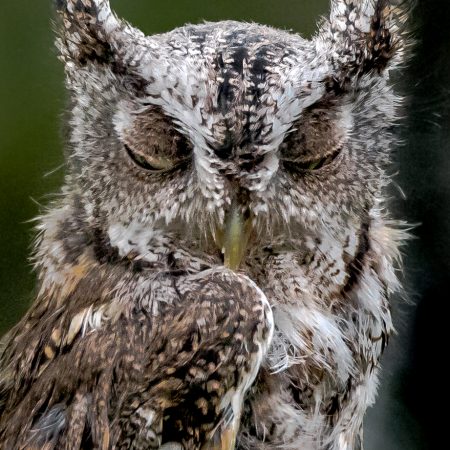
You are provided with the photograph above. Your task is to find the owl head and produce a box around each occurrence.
[55,0,409,269]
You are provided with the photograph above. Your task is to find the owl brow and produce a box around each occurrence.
[131,105,177,128]
[294,82,346,122]
[127,106,194,155]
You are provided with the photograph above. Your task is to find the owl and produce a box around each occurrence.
[0,0,410,449]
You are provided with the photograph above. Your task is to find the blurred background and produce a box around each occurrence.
[0,1,448,448]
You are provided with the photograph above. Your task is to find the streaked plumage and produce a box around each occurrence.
[0,1,410,449]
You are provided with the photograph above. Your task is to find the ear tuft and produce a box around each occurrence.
[54,0,147,73]
[55,0,116,66]
[362,1,410,73]
[320,0,412,82]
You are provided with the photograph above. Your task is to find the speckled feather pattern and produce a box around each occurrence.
[0,1,410,449]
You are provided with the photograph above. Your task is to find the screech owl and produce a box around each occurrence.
[0,0,411,449]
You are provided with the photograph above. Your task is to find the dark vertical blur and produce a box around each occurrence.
[367,1,450,449]
[398,0,450,448]
[1,1,448,449]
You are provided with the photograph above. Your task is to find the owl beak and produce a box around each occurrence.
[218,202,252,271]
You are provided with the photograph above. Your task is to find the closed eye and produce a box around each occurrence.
[125,144,175,171]
[125,144,191,173]
[122,106,193,173]
[282,147,342,172]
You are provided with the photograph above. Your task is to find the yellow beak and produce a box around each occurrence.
[219,202,252,271]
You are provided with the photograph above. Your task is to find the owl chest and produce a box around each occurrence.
[239,229,394,445]
[249,227,391,377]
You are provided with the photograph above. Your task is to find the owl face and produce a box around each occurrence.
[59,0,405,271]
[0,5,408,446]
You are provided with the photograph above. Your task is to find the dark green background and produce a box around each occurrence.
[1,1,449,448]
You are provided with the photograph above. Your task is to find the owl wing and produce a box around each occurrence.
[0,268,273,450]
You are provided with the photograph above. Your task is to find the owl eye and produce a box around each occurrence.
[282,147,342,172]
[122,107,194,173]
[124,127,192,173]
[125,144,178,171]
